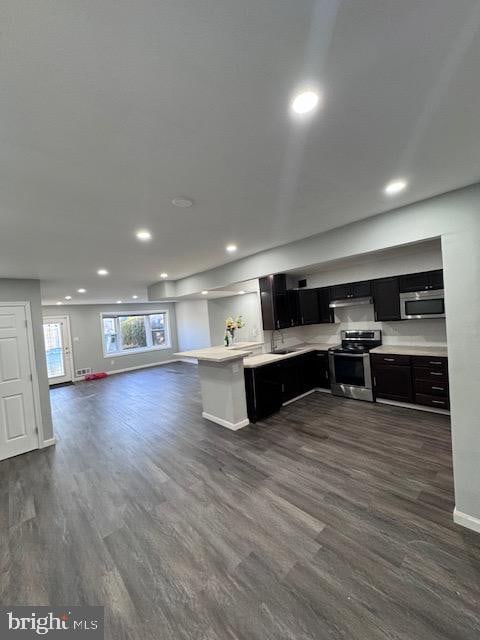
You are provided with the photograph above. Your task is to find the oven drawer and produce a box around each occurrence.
[414,379,449,397]
[413,366,448,382]
[415,393,450,410]
[371,353,411,366]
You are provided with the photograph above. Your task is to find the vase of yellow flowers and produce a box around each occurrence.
[225,315,245,346]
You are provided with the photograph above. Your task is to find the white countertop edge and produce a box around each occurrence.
[175,349,254,363]
[370,345,448,357]
[244,344,332,368]
[175,341,264,363]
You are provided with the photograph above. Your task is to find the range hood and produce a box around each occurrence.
[329,296,373,309]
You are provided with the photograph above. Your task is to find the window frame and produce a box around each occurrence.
[100,310,171,358]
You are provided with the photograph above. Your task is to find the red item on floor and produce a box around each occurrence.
[85,372,108,381]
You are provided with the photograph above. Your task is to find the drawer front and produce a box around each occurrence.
[413,366,448,382]
[415,393,450,410]
[412,356,447,370]
[414,379,449,397]
[371,353,411,366]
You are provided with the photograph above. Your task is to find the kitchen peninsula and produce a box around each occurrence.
[175,342,264,430]
[176,341,335,429]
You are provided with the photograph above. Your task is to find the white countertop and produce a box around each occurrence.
[243,343,332,368]
[175,341,264,363]
[177,341,448,365]
[370,345,448,358]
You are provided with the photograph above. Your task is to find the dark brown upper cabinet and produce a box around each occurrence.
[287,289,301,328]
[330,280,371,300]
[372,276,401,321]
[317,287,334,324]
[398,269,443,293]
[297,287,334,325]
[297,288,320,325]
[259,275,298,330]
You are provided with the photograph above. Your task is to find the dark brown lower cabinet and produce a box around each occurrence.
[281,357,301,402]
[371,353,450,409]
[244,363,283,422]
[299,351,330,393]
[245,350,331,422]
[372,360,413,403]
[412,355,449,409]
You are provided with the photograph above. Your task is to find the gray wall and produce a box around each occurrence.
[207,292,263,345]
[175,299,211,352]
[42,302,178,377]
[0,279,53,441]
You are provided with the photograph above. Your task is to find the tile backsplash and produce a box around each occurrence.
[264,303,447,350]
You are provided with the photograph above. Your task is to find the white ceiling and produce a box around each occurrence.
[1,1,480,305]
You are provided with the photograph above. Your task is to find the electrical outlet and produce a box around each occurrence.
[111,360,115,365]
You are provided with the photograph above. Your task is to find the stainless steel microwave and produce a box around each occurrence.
[400,289,445,320]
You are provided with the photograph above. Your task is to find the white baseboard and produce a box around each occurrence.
[40,437,56,448]
[282,387,331,407]
[283,389,316,406]
[376,398,450,416]
[453,508,480,534]
[73,358,182,382]
[202,411,249,431]
[177,357,197,364]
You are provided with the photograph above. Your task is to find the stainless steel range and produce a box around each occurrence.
[328,330,382,402]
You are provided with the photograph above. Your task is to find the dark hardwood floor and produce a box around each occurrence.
[1,362,479,639]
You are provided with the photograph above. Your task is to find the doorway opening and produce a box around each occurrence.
[43,316,73,385]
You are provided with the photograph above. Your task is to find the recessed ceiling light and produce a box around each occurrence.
[238,291,245,295]
[136,229,152,241]
[97,269,109,276]
[291,90,320,115]
[56,301,63,305]
[116,300,122,304]
[226,244,237,253]
[172,197,193,208]
[77,288,86,293]
[384,179,408,196]
[132,295,138,299]
[201,290,208,295]
[64,295,72,300]
[160,272,168,279]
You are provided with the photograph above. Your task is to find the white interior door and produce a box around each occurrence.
[0,305,39,460]
[43,317,73,385]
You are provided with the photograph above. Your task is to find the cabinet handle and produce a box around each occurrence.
[276,320,280,329]
[430,372,442,376]
[384,358,395,362]
[432,386,445,391]
[432,400,445,405]
[429,361,442,365]
[301,316,304,324]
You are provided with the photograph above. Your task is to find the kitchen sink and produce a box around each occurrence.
[272,347,306,355]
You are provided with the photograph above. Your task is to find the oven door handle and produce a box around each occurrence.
[329,352,366,358]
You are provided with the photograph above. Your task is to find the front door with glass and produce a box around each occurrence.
[43,317,73,385]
